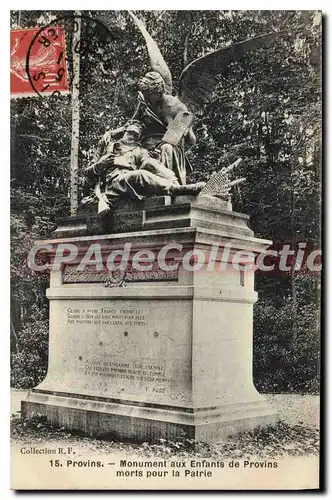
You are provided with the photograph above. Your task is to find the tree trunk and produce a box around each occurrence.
[70,12,81,216]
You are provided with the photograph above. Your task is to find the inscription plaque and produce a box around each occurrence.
[111,210,144,232]
[62,304,188,396]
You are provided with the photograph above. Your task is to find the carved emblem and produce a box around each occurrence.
[105,269,127,288]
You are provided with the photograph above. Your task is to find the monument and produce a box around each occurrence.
[22,12,278,442]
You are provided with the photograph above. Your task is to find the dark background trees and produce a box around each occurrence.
[10,10,321,391]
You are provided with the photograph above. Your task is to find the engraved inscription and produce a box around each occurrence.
[111,210,144,231]
[66,306,148,326]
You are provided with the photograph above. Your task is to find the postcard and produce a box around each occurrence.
[10,9,321,490]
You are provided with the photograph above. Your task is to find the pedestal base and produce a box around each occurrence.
[22,389,277,443]
[22,195,277,443]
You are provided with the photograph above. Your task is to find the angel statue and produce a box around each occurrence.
[128,11,282,187]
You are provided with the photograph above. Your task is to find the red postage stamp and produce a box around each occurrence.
[10,26,69,98]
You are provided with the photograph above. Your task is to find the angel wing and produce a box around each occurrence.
[128,11,173,94]
[178,31,284,113]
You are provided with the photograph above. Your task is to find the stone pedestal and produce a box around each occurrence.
[22,195,277,442]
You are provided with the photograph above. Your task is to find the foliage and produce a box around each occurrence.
[10,10,321,390]
[11,307,49,388]
[253,300,320,393]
